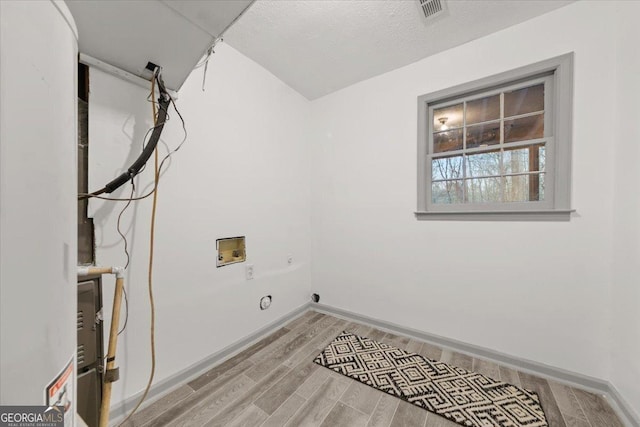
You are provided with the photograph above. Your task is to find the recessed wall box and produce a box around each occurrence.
[216,236,246,267]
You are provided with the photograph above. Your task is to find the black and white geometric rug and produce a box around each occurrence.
[314,331,549,427]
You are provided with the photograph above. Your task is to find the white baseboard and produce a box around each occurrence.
[109,301,639,427]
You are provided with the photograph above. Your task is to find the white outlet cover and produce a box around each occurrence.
[246,264,254,280]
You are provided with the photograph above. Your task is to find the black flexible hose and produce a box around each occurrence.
[83,74,171,197]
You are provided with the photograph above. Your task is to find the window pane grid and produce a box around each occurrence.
[432,173,546,204]
[499,92,505,198]
[427,75,549,111]
[430,137,549,159]
[430,143,546,204]
[456,110,544,129]
[432,171,544,183]
[504,109,544,121]
[431,84,545,153]
[462,99,467,201]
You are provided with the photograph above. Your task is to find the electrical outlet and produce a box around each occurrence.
[287,254,293,265]
[245,264,254,280]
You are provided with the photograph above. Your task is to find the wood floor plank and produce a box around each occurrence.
[425,413,462,427]
[418,342,442,362]
[367,394,399,427]
[440,349,473,371]
[283,318,348,368]
[350,324,374,337]
[147,359,253,426]
[342,321,364,337]
[307,312,327,324]
[548,380,589,422]
[498,366,522,387]
[226,405,268,427]
[572,389,624,427]
[296,367,331,399]
[283,375,351,427]
[285,311,321,331]
[340,320,358,332]
[320,402,370,427]
[389,400,427,427]
[450,351,473,371]
[472,357,500,379]
[246,330,302,365]
[245,313,323,365]
[260,394,307,427]
[339,380,383,415]
[563,415,592,427]
[241,326,291,355]
[382,332,411,348]
[254,349,321,415]
[313,319,350,349]
[203,364,290,427]
[123,385,194,427]
[518,372,567,427]
[187,326,289,391]
[247,315,338,381]
[248,320,315,362]
[188,342,262,392]
[246,331,314,380]
[325,368,354,383]
[405,339,423,353]
[367,328,387,341]
[166,374,256,427]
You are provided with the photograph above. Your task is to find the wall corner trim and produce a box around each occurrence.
[606,381,640,427]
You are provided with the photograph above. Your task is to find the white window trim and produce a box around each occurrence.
[416,53,575,221]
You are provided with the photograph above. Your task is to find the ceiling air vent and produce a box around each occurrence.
[418,0,444,19]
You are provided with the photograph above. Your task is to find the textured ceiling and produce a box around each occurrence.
[224,0,574,100]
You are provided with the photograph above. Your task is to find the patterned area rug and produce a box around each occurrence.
[314,332,549,427]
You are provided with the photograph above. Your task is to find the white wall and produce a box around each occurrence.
[88,43,311,408]
[310,1,619,381]
[0,0,78,413]
[83,0,640,417]
[611,1,640,417]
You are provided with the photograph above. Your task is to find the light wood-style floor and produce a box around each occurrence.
[123,311,624,427]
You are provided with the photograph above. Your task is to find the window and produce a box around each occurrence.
[417,53,574,220]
